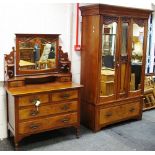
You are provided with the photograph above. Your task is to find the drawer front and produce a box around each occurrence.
[19,94,49,107]
[59,76,71,82]
[19,112,78,134]
[125,102,140,117]
[99,102,140,125]
[19,101,78,120]
[9,81,24,87]
[52,90,78,102]
[99,105,121,124]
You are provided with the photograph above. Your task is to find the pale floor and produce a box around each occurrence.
[0,110,155,151]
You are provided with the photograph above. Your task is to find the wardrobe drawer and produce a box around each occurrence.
[99,102,140,125]
[19,101,78,120]
[52,90,78,102]
[19,112,78,134]
[125,102,140,117]
[99,105,121,124]
[18,94,49,107]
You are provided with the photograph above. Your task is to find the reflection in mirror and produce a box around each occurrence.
[19,37,56,70]
[130,23,144,91]
[100,22,117,96]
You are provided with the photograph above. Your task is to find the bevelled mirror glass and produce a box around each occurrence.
[100,22,117,97]
[130,23,144,91]
[16,34,59,75]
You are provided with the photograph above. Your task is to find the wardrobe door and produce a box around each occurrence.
[129,19,145,96]
[100,16,118,101]
[117,18,131,99]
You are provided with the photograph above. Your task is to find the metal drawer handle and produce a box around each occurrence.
[129,108,135,112]
[30,110,38,116]
[61,118,69,123]
[61,105,69,110]
[30,124,39,129]
[106,112,112,117]
[61,94,70,99]
[64,78,69,81]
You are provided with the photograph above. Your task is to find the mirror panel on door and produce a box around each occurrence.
[100,22,117,97]
[130,23,144,91]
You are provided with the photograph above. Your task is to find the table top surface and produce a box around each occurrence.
[5,82,83,96]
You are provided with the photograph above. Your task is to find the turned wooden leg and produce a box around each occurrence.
[7,129,11,139]
[14,138,19,151]
[14,142,19,151]
[76,127,80,139]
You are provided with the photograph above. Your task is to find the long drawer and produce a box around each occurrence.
[19,93,49,107]
[19,101,78,120]
[99,102,140,125]
[52,90,78,102]
[19,112,78,134]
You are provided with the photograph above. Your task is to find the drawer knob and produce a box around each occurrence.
[61,118,69,123]
[105,112,112,117]
[30,98,41,112]
[61,94,70,99]
[30,110,38,116]
[61,105,69,110]
[129,108,135,112]
[30,97,39,103]
[30,124,39,129]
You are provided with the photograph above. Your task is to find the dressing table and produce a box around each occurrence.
[4,34,82,149]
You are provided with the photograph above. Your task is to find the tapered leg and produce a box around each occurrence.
[7,129,11,139]
[76,127,80,138]
[14,138,19,151]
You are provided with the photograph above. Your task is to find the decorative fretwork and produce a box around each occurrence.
[103,16,118,25]
[133,18,145,27]
[122,17,131,23]
[18,37,57,48]
[120,56,128,63]
[4,47,15,79]
[58,46,71,73]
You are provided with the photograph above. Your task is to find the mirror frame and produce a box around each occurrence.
[15,34,59,75]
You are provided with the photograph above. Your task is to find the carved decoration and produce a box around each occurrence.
[122,17,131,23]
[4,47,15,79]
[120,56,128,63]
[5,47,15,64]
[133,18,145,27]
[58,46,71,73]
[103,16,118,25]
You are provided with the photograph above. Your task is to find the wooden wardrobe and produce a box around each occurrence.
[80,4,152,132]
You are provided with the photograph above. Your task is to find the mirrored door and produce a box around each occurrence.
[130,20,144,92]
[100,17,118,99]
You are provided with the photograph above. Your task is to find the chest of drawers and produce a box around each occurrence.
[6,82,82,149]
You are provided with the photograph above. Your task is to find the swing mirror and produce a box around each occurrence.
[15,34,59,75]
